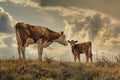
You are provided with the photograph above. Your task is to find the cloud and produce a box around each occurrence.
[0,0,120,61]
[64,13,111,41]
[63,10,120,57]
[3,36,14,47]
[1,0,120,20]
[0,34,38,59]
[0,7,35,59]
[0,7,16,33]
[0,33,15,48]
[9,0,40,8]
[40,0,120,20]
[0,33,8,48]
[37,1,120,60]
[0,0,6,2]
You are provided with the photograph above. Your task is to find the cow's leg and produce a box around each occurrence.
[21,45,26,60]
[21,38,34,60]
[37,39,43,61]
[21,41,27,60]
[16,39,22,60]
[17,47,22,60]
[17,40,22,60]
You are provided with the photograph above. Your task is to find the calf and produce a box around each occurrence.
[68,40,93,63]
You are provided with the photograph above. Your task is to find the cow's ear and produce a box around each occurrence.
[60,31,64,35]
[68,40,70,43]
[75,40,78,43]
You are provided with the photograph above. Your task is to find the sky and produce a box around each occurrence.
[0,0,120,62]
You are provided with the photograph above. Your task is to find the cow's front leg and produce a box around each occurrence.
[37,39,43,61]
[21,45,26,60]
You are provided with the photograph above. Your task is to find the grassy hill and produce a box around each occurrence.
[0,59,120,80]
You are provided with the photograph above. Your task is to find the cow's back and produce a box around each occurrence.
[28,25,44,42]
[15,22,45,45]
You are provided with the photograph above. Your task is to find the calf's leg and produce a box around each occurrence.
[74,55,77,63]
[90,53,93,63]
[78,54,80,63]
[85,53,89,63]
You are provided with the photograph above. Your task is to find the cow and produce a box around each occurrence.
[15,22,68,61]
[68,40,93,63]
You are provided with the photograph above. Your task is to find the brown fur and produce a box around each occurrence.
[68,40,93,63]
[15,22,63,60]
[15,22,44,46]
[42,28,62,43]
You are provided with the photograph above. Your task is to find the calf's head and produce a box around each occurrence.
[68,40,78,48]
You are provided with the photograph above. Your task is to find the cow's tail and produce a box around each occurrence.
[15,23,22,47]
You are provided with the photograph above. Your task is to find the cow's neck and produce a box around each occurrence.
[44,28,60,42]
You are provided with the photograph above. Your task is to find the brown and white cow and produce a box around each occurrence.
[15,22,68,61]
[68,40,93,63]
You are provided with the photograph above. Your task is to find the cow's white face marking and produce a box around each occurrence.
[54,34,68,46]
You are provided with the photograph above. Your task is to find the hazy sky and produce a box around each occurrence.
[0,0,120,61]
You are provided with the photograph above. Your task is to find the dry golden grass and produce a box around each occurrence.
[0,59,120,80]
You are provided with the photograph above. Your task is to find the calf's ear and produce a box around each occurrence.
[75,40,78,43]
[68,40,70,43]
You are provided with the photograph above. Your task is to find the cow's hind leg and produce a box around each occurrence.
[21,38,33,60]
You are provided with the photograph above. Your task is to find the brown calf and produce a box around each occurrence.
[68,40,93,63]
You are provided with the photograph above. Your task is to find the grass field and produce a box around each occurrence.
[0,57,120,80]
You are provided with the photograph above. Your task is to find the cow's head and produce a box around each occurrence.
[68,40,78,48]
[53,31,68,46]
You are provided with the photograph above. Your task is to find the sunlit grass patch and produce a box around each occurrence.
[0,59,120,80]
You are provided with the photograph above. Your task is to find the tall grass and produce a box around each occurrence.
[0,54,120,80]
